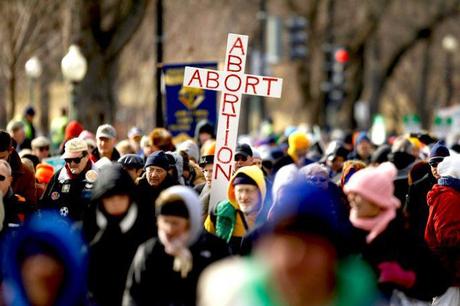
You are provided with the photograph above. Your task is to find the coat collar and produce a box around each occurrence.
[96,203,138,234]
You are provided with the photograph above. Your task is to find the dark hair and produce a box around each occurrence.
[0,130,12,152]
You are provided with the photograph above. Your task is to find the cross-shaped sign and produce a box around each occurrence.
[183,33,283,207]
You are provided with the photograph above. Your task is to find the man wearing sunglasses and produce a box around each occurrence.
[40,138,97,221]
[404,141,450,240]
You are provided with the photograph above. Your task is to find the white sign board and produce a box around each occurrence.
[183,33,283,207]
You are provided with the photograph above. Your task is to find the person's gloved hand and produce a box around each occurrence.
[378,261,416,288]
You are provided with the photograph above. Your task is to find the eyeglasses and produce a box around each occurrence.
[64,155,85,164]
[235,155,248,162]
[0,174,5,181]
[38,146,49,152]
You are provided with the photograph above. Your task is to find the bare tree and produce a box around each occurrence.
[69,0,147,130]
[0,0,61,123]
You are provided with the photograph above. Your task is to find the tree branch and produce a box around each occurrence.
[105,0,147,61]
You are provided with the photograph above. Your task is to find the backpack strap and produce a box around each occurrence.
[236,209,249,231]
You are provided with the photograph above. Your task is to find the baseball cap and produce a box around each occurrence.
[96,124,116,139]
[62,138,88,159]
[235,143,253,158]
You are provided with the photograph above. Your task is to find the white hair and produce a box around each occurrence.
[0,160,12,177]
[300,162,329,178]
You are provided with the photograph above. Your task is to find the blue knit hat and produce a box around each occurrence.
[145,150,170,170]
[429,142,450,161]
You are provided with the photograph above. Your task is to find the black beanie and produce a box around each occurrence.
[232,173,258,187]
[156,200,189,219]
[145,150,170,170]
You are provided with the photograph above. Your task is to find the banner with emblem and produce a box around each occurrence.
[162,62,218,137]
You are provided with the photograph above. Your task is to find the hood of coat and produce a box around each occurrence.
[157,186,203,247]
[2,212,87,306]
[227,165,266,210]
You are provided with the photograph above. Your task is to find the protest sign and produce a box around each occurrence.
[183,33,283,206]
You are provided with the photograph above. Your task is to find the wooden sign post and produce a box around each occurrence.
[183,33,283,206]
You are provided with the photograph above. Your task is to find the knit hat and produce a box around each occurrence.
[64,121,84,141]
[344,162,400,243]
[145,150,170,170]
[344,162,400,209]
[429,141,450,162]
[288,131,310,151]
[437,154,460,179]
[35,163,54,184]
[232,173,258,186]
[177,139,200,163]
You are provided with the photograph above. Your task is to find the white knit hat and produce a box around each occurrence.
[437,154,460,179]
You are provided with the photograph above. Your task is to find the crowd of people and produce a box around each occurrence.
[0,105,459,305]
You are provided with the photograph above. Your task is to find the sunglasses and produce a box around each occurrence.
[38,146,49,152]
[64,155,85,164]
[0,174,5,181]
[429,159,443,167]
[235,155,248,162]
[307,176,328,183]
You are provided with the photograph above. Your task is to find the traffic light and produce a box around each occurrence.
[286,16,308,60]
[329,47,349,103]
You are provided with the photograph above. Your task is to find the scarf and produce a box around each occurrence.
[158,230,192,278]
[349,208,396,244]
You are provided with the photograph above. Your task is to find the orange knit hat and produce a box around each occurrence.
[35,163,55,184]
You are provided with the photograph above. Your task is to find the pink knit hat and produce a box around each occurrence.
[344,162,400,209]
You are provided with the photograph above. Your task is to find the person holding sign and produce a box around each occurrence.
[204,165,266,254]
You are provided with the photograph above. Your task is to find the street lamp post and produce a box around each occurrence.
[25,56,42,107]
[61,45,87,121]
[442,35,458,107]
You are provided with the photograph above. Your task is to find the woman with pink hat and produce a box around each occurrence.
[344,162,449,303]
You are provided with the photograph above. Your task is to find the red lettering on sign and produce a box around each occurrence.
[224,129,230,146]
[222,113,236,130]
[245,76,260,94]
[224,74,242,92]
[227,55,242,72]
[206,71,219,88]
[217,146,233,164]
[263,77,278,96]
[222,93,238,114]
[187,69,203,87]
[215,163,232,181]
[229,37,246,55]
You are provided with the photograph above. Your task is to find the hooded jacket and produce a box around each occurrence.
[2,212,88,306]
[426,181,460,286]
[204,166,266,251]
[82,164,152,306]
[122,186,228,306]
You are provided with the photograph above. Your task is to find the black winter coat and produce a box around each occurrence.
[404,173,436,240]
[83,204,152,306]
[352,216,449,301]
[122,231,229,306]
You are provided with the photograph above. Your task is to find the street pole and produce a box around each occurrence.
[257,0,267,123]
[155,0,164,127]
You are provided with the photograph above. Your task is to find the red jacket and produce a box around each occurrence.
[426,183,460,286]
